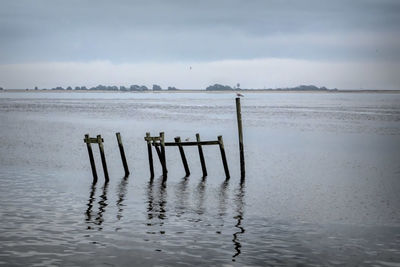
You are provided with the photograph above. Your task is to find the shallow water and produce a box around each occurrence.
[0,91,399,266]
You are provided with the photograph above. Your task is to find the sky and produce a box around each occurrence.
[0,0,400,90]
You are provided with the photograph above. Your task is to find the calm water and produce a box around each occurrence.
[0,91,399,266]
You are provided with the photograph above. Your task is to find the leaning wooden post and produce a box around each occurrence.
[145,132,154,178]
[84,134,98,183]
[116,132,130,177]
[160,132,167,177]
[236,97,245,178]
[175,136,190,176]
[153,140,163,165]
[196,133,207,177]
[218,135,230,179]
[97,134,109,182]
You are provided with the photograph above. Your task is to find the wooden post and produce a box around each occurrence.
[196,133,207,177]
[175,136,190,176]
[218,135,230,179]
[116,132,130,176]
[236,97,245,178]
[153,140,163,164]
[97,134,109,182]
[160,132,167,177]
[146,132,154,178]
[84,134,98,183]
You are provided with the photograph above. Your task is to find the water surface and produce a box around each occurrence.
[0,91,399,266]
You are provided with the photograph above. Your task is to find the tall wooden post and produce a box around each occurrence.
[97,134,109,182]
[160,132,167,177]
[146,132,154,178]
[236,97,245,178]
[116,132,130,177]
[175,136,190,176]
[218,135,230,179]
[196,133,207,177]
[84,134,98,183]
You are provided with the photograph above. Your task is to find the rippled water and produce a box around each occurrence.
[0,91,399,266]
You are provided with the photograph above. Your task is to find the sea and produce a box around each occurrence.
[0,91,399,266]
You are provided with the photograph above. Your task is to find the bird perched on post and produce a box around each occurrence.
[185,137,190,141]
[236,92,244,97]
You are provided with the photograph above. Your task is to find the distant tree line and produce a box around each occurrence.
[206,84,234,91]
[1,83,337,91]
[35,84,176,91]
[270,85,337,91]
[205,84,337,91]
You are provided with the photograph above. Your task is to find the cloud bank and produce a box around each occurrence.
[1,0,399,89]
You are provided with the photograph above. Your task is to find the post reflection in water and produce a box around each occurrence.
[158,179,167,222]
[146,176,168,234]
[218,180,230,218]
[175,176,189,218]
[85,183,96,229]
[116,176,129,222]
[194,177,206,216]
[146,178,154,222]
[232,182,246,261]
[85,181,109,231]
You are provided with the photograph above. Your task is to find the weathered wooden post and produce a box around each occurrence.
[160,132,167,177]
[97,134,109,182]
[218,135,230,179]
[116,132,130,177]
[84,134,98,183]
[196,133,207,177]
[153,140,162,160]
[236,97,245,178]
[145,132,154,178]
[175,136,190,176]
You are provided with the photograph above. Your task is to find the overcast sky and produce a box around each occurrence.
[1,0,399,89]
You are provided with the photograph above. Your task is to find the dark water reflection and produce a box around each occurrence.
[116,175,129,222]
[175,176,190,218]
[194,177,207,215]
[85,182,109,230]
[146,176,168,231]
[232,182,245,261]
[85,183,96,226]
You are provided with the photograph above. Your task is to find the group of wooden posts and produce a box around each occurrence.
[84,97,245,183]
[84,132,129,184]
[144,132,230,179]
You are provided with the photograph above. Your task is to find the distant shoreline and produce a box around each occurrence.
[1,89,400,94]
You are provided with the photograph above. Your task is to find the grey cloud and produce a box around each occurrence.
[0,0,399,63]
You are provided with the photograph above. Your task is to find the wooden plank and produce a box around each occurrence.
[153,140,220,147]
[84,137,104,144]
[196,133,207,177]
[144,136,161,142]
